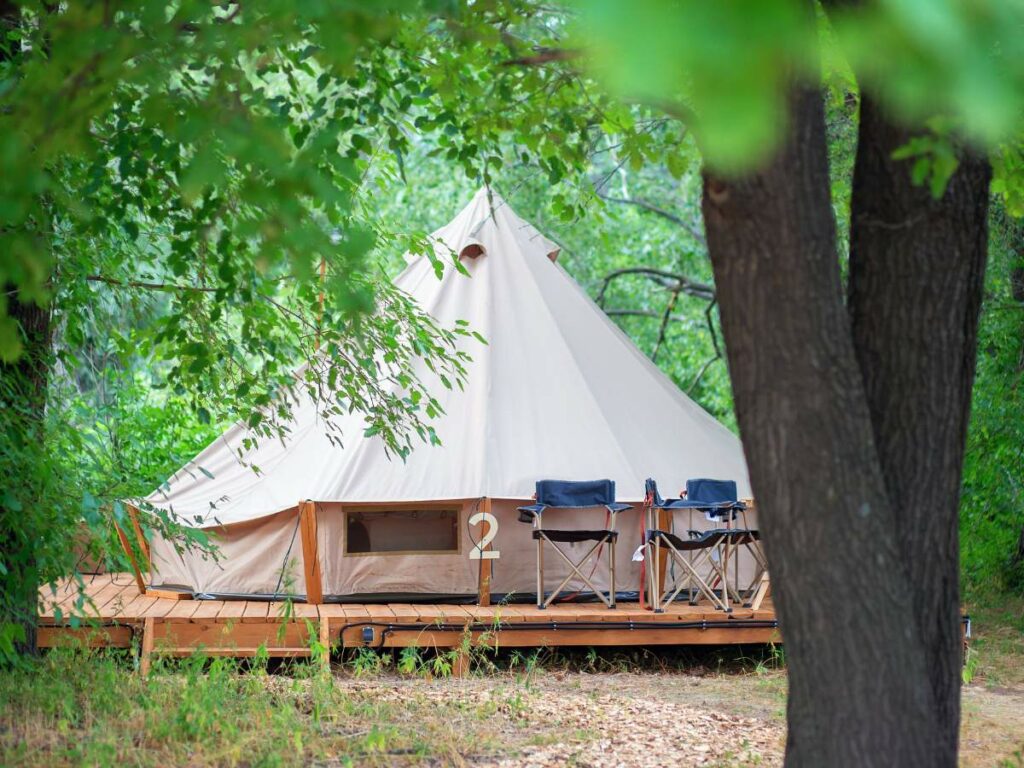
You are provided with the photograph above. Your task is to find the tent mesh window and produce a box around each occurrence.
[344,507,460,556]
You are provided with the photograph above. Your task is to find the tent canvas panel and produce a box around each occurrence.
[150,508,305,598]
[318,501,479,598]
[149,499,761,601]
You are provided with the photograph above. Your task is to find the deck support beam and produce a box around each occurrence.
[140,616,155,675]
[299,500,324,604]
[319,618,332,673]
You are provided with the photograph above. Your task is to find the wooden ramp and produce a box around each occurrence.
[38,574,780,672]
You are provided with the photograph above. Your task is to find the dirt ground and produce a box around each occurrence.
[317,667,1024,767]
[3,648,1022,766]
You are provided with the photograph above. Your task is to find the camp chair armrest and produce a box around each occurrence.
[517,504,546,524]
[607,502,632,513]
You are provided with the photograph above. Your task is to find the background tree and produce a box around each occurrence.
[2,2,1023,765]
[579,1,1022,765]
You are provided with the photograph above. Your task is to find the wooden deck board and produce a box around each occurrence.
[40,578,124,624]
[38,575,780,656]
[166,599,202,622]
[292,602,321,620]
[215,601,247,620]
[118,592,156,621]
[242,601,270,623]
[39,574,112,619]
[190,600,226,620]
[316,603,353,619]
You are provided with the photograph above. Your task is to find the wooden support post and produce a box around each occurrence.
[126,504,150,569]
[140,616,155,675]
[319,617,331,674]
[477,497,493,607]
[298,500,324,604]
[114,520,147,596]
[451,648,470,678]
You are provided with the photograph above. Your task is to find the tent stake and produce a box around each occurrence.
[299,500,324,604]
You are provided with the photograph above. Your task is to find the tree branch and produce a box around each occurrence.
[500,46,581,67]
[686,354,720,394]
[603,309,691,324]
[651,286,680,363]
[86,275,219,293]
[596,191,707,248]
[596,267,714,306]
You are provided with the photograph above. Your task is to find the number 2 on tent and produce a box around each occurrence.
[468,511,500,560]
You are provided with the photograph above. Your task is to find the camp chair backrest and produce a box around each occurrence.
[685,478,739,506]
[536,479,616,509]
[644,478,664,507]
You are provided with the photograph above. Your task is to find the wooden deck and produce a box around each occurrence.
[38,574,780,671]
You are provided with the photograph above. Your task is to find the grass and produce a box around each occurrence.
[0,644,786,767]
[0,626,1020,767]
[0,648,541,767]
[964,590,1024,687]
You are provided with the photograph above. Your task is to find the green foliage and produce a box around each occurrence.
[960,207,1024,596]
[1,358,222,646]
[993,138,1024,218]
[833,0,1024,149]
[890,119,962,199]
[580,0,815,171]
[580,0,1024,173]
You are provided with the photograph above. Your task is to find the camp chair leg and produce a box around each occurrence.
[663,541,730,613]
[748,571,771,611]
[686,547,716,605]
[734,536,740,601]
[608,536,616,609]
[651,537,663,613]
[720,538,730,612]
[542,537,612,608]
[741,541,771,607]
[536,533,545,609]
[745,573,770,614]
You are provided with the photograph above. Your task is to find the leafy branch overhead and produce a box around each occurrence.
[1,1,608,445]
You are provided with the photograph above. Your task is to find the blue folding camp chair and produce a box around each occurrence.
[518,479,631,609]
[644,478,765,612]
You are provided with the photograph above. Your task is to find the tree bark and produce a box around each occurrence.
[702,85,942,766]
[0,287,52,656]
[847,95,991,762]
[0,0,52,658]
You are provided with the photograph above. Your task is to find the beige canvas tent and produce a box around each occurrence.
[142,188,753,602]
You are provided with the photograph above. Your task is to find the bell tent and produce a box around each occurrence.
[142,188,752,602]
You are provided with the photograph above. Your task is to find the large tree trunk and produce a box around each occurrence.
[0,0,51,658]
[0,289,52,656]
[701,85,942,766]
[847,95,991,762]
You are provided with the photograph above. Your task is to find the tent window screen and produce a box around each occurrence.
[344,508,460,555]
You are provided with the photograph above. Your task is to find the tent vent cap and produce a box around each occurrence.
[459,241,486,260]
